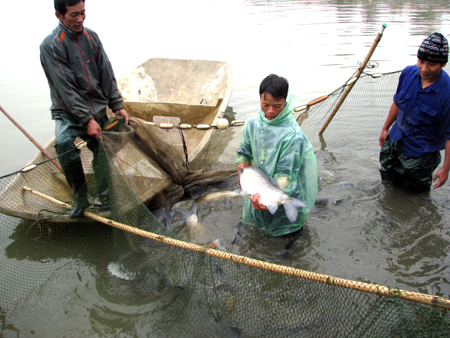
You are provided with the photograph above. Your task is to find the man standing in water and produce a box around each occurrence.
[40,0,129,218]
[379,33,450,192]
[236,74,317,238]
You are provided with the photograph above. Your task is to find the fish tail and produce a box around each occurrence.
[283,202,299,223]
[290,197,311,210]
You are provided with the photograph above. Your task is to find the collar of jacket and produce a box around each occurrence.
[258,92,299,125]
[58,21,85,39]
[413,64,446,94]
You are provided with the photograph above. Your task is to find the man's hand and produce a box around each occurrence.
[87,119,102,140]
[379,102,399,147]
[379,129,390,147]
[114,108,129,124]
[251,193,268,211]
[433,167,449,189]
[433,139,450,189]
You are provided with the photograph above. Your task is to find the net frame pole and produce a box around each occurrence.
[0,105,62,172]
[318,23,387,136]
[22,185,450,310]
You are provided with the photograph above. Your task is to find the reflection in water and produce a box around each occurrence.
[377,187,450,296]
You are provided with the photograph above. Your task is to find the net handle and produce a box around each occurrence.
[0,105,62,172]
[318,23,387,136]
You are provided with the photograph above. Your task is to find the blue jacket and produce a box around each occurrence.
[390,65,450,157]
[40,21,124,125]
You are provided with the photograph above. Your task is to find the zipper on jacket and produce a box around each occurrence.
[76,34,98,120]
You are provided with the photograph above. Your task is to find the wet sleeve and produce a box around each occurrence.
[274,133,302,195]
[40,39,94,125]
[236,120,253,165]
[276,132,318,209]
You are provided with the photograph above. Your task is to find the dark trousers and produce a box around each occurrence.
[54,112,109,198]
[54,112,107,165]
[379,137,441,192]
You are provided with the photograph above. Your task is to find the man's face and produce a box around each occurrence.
[260,93,286,120]
[417,58,445,83]
[56,1,86,33]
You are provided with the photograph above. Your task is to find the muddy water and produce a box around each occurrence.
[1,0,450,336]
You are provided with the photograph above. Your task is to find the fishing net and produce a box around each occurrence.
[2,66,450,337]
[297,71,401,153]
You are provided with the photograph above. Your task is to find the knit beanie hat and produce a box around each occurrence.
[417,32,449,63]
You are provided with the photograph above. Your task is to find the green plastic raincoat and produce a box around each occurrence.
[236,94,318,236]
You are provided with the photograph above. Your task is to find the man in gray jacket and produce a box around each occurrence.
[40,0,129,218]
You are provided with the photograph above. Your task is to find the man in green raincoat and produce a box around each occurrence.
[236,74,318,237]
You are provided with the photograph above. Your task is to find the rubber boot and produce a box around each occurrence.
[62,160,90,218]
[98,184,111,212]
[91,145,111,212]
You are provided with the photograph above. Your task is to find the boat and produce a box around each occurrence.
[0,58,239,221]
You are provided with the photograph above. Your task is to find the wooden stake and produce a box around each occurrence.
[318,23,387,136]
[0,105,62,172]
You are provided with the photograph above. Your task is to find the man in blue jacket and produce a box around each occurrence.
[40,0,129,218]
[379,33,450,192]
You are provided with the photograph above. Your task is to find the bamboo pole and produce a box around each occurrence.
[0,105,62,172]
[22,185,450,310]
[318,23,387,136]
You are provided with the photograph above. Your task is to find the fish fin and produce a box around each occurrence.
[164,199,171,213]
[165,220,171,231]
[231,222,242,244]
[190,201,198,215]
[276,249,290,257]
[165,215,173,231]
[267,176,281,188]
[164,200,172,231]
[283,203,299,223]
[175,208,188,217]
[290,197,311,210]
[224,197,231,210]
[266,204,279,214]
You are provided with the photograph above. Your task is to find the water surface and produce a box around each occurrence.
[1,0,450,336]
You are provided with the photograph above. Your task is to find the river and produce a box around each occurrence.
[1,0,450,336]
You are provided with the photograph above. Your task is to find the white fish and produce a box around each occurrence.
[196,190,241,203]
[238,166,310,223]
[151,200,176,231]
[175,201,199,229]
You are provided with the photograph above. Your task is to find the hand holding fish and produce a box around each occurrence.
[251,193,268,211]
[238,166,310,223]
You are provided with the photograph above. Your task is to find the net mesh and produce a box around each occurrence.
[298,70,401,153]
[1,66,450,337]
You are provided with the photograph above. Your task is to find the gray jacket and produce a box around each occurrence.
[40,21,124,126]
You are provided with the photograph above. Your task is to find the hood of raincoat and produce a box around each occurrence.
[257,93,299,125]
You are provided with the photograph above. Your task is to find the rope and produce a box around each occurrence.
[178,122,190,167]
